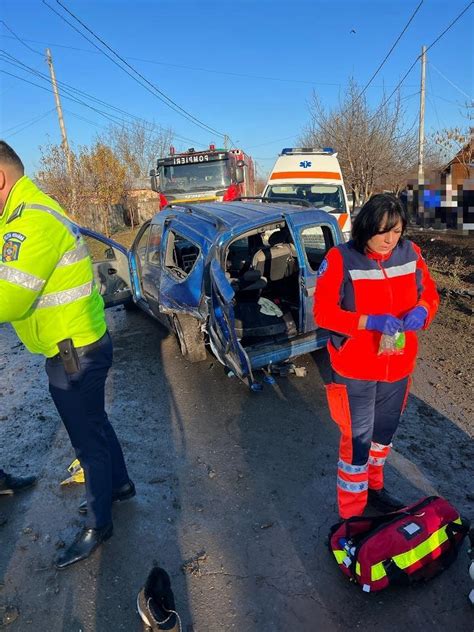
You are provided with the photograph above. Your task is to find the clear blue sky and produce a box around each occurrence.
[1,0,473,180]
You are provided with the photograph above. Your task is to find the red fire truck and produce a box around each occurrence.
[151,145,255,208]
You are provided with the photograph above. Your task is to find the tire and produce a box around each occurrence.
[173,314,207,363]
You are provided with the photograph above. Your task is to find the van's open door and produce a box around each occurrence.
[208,260,252,381]
[285,212,341,332]
[80,228,133,308]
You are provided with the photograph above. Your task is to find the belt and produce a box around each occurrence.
[52,332,108,360]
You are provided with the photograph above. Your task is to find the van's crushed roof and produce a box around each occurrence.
[162,200,337,234]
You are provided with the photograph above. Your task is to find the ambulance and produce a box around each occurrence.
[262,148,352,241]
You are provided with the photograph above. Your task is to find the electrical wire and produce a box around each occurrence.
[369,1,473,123]
[2,108,56,138]
[0,20,43,56]
[42,0,227,139]
[429,61,472,101]
[0,49,206,145]
[0,34,420,90]
[358,0,424,98]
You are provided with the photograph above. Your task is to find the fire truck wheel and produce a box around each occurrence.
[173,314,207,363]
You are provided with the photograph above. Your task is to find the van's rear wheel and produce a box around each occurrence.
[173,314,207,363]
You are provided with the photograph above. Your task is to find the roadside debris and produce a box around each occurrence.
[182,551,207,577]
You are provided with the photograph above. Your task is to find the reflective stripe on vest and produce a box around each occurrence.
[349,269,385,281]
[349,260,417,281]
[57,243,89,267]
[385,261,417,278]
[338,460,368,474]
[20,205,92,305]
[35,280,93,309]
[0,265,45,292]
[23,204,78,234]
[337,476,368,493]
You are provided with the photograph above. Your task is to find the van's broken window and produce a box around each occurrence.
[301,225,334,272]
[164,231,200,279]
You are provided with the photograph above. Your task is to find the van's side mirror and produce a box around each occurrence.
[235,162,245,184]
[150,168,159,192]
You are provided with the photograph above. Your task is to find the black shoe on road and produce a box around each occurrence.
[0,473,37,495]
[137,566,180,631]
[78,480,136,514]
[368,488,406,513]
[55,524,113,569]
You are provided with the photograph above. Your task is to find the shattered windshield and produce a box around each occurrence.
[159,159,231,194]
[266,184,346,212]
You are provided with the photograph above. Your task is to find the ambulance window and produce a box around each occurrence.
[301,225,334,272]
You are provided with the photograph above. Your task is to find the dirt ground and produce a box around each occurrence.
[0,229,473,631]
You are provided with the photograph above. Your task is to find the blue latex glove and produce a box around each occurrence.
[366,314,403,335]
[403,306,428,331]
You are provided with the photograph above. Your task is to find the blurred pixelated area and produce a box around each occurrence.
[403,137,473,233]
[407,179,473,232]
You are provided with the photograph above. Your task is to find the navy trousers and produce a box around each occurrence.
[46,332,129,528]
[329,371,410,518]
[332,371,410,466]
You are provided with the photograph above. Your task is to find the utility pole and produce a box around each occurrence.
[46,48,76,213]
[417,45,426,181]
[223,134,229,150]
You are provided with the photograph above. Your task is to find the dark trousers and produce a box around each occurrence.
[46,332,129,528]
[327,371,410,518]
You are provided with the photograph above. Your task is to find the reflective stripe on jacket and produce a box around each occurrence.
[0,176,106,356]
[313,239,439,381]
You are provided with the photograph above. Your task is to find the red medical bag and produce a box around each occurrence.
[329,496,469,592]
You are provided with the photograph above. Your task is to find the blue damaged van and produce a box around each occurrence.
[81,200,343,388]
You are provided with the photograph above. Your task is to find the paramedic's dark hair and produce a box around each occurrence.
[0,141,24,174]
[351,193,407,253]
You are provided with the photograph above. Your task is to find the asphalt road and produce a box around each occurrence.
[0,308,472,631]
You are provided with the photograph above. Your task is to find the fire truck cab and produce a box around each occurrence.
[263,148,351,241]
[151,145,255,208]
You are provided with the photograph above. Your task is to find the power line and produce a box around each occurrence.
[0,20,43,56]
[370,1,473,122]
[1,108,55,136]
[42,0,228,139]
[0,33,420,90]
[429,61,473,100]
[0,49,206,145]
[358,0,424,98]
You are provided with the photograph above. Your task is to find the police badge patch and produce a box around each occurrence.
[2,232,26,262]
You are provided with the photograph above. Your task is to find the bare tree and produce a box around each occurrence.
[100,121,174,183]
[300,79,418,207]
[432,103,473,175]
[79,142,127,237]
[36,142,88,223]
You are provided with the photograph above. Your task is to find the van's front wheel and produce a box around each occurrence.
[173,314,207,363]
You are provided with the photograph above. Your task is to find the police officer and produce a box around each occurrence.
[0,141,134,568]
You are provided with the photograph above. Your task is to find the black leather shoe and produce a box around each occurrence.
[137,566,180,631]
[55,524,113,569]
[0,473,37,495]
[78,480,136,514]
[368,488,406,513]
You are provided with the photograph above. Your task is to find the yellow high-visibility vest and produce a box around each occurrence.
[0,176,106,356]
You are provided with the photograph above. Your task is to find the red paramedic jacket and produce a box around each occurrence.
[314,239,439,382]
